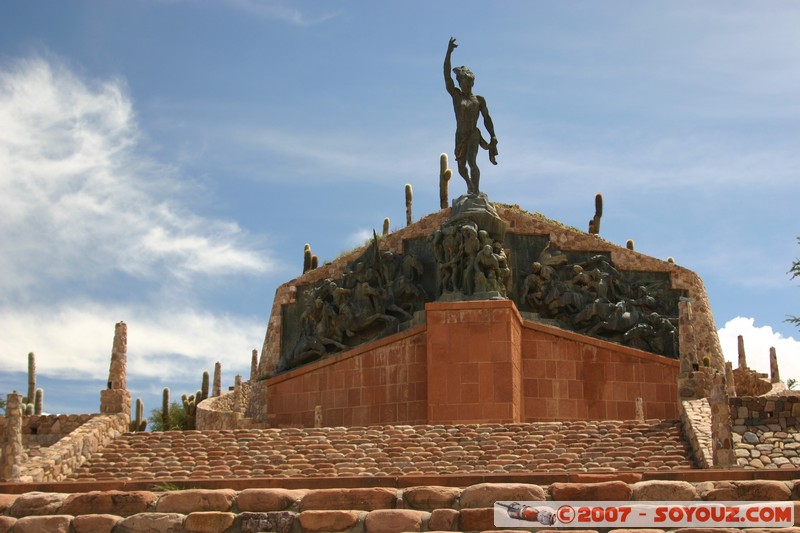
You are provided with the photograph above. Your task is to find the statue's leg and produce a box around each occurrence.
[457,160,473,193]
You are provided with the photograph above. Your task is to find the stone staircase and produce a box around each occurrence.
[67,419,695,482]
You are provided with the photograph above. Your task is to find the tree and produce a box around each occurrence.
[149,401,189,431]
[788,378,798,391]
[788,237,800,328]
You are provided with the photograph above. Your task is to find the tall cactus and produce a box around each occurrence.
[162,387,170,431]
[200,371,210,403]
[34,388,43,415]
[311,255,318,270]
[588,193,603,235]
[27,352,36,405]
[405,184,413,226]
[130,397,146,432]
[213,362,222,397]
[303,243,312,273]
[439,153,452,209]
[382,217,390,237]
[250,350,258,382]
[182,393,197,430]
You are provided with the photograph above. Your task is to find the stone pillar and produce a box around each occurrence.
[233,374,243,415]
[770,346,780,384]
[709,371,734,467]
[724,361,736,397]
[213,362,222,397]
[426,300,522,424]
[314,405,323,428]
[250,349,258,382]
[100,321,131,416]
[677,300,709,400]
[737,335,747,370]
[1,392,25,482]
[634,397,644,421]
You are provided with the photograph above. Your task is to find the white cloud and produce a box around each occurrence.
[0,57,272,300]
[718,316,800,382]
[0,302,260,383]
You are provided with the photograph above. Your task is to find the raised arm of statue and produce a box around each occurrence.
[444,37,458,96]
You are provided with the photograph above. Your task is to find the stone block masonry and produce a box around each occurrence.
[3,480,800,533]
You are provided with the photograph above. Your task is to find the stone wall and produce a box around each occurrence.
[197,383,253,431]
[1,480,798,533]
[256,299,680,428]
[731,395,800,469]
[520,320,679,421]
[10,414,128,483]
[0,414,99,449]
[265,326,428,428]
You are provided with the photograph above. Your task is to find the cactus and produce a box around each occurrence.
[213,362,222,397]
[439,153,452,209]
[130,397,147,432]
[405,183,413,226]
[626,239,635,251]
[588,193,603,235]
[182,393,197,430]
[667,256,675,264]
[34,388,43,415]
[382,217,390,237]
[250,350,258,382]
[162,388,170,431]
[200,371,210,402]
[311,255,318,269]
[25,404,33,416]
[303,243,312,273]
[27,352,36,405]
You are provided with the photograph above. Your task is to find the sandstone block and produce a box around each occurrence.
[702,481,791,501]
[403,486,461,511]
[13,514,72,533]
[0,494,17,513]
[156,489,236,513]
[549,481,632,501]
[631,480,697,501]
[8,491,68,517]
[364,509,427,533]
[671,529,739,533]
[299,510,361,532]
[429,508,459,531]
[117,512,185,533]
[0,516,15,533]
[300,488,397,511]
[61,490,157,517]
[72,514,122,533]
[460,483,545,508]
[237,488,307,511]
[458,507,495,532]
[184,511,236,533]
[609,530,666,533]
[236,511,296,533]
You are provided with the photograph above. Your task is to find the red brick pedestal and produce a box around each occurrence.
[426,300,523,424]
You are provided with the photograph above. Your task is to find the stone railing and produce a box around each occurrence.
[680,398,712,468]
[0,414,99,449]
[0,479,797,532]
[11,413,128,483]
[196,381,253,430]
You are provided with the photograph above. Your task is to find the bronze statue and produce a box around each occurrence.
[444,37,498,195]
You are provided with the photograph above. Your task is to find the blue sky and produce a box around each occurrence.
[1,1,799,416]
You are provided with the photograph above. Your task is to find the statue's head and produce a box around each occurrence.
[453,66,474,89]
